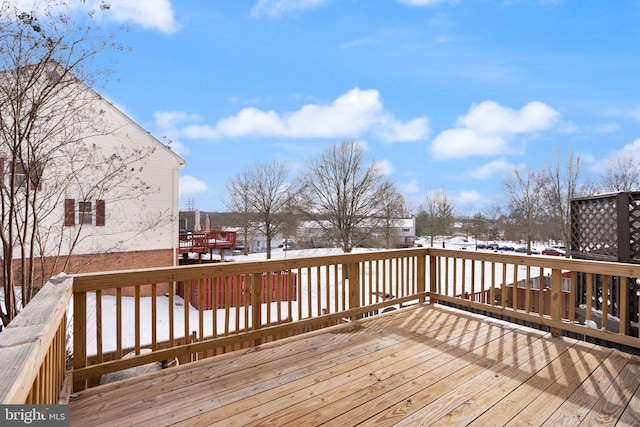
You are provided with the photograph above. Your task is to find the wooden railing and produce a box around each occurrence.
[4,246,640,398]
[428,248,640,349]
[71,248,427,390]
[0,275,72,404]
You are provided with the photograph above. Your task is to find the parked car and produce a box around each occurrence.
[542,247,566,256]
[515,246,541,255]
[499,245,514,251]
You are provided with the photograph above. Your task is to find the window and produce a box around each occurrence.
[12,162,27,188]
[402,228,411,233]
[64,199,105,227]
[79,201,93,224]
[6,160,42,190]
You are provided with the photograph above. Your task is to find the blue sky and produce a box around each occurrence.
[52,1,640,213]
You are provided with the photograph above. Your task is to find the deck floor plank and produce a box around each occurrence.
[149,308,471,427]
[221,313,505,426]
[467,340,599,426]
[69,304,640,427]
[73,308,443,426]
[618,381,640,426]
[334,325,552,426]
[502,342,613,427]
[572,355,640,426]
[424,335,578,426]
[274,319,517,426]
[541,350,632,426]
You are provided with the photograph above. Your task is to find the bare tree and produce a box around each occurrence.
[419,189,455,247]
[375,182,407,248]
[225,170,254,255]
[505,169,546,253]
[296,141,387,253]
[599,155,640,193]
[484,204,503,242]
[0,2,161,326]
[227,161,293,259]
[543,150,585,254]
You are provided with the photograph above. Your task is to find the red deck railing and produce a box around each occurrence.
[178,230,237,263]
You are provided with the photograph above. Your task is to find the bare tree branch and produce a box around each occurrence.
[296,141,388,253]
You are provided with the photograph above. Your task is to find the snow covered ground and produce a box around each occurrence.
[0,245,545,356]
[74,246,540,356]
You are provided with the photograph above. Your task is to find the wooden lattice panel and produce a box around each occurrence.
[571,194,619,260]
[571,191,640,263]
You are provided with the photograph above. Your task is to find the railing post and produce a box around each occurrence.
[73,290,87,392]
[348,262,360,320]
[429,253,437,303]
[416,252,426,302]
[550,269,562,336]
[252,273,262,346]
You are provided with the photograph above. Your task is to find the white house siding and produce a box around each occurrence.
[31,86,185,263]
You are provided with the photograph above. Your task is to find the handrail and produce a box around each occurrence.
[0,275,73,404]
[5,246,640,397]
[428,248,640,349]
[72,248,427,391]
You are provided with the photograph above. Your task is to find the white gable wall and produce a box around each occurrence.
[32,91,184,259]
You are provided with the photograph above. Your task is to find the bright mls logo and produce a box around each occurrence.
[1,405,68,426]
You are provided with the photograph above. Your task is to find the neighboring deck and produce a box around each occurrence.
[178,230,237,263]
[69,303,640,426]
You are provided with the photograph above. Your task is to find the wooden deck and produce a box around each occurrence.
[69,303,640,426]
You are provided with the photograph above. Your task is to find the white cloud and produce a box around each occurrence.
[591,139,640,174]
[631,107,640,121]
[436,34,471,43]
[354,140,371,152]
[155,111,200,129]
[456,101,560,135]
[341,37,376,49]
[153,111,199,156]
[458,190,482,205]
[183,108,284,139]
[179,175,208,196]
[179,88,429,142]
[399,179,421,194]
[557,121,578,134]
[375,117,430,142]
[13,0,180,34]
[594,123,620,134]
[467,159,519,180]
[373,159,393,176]
[251,0,330,17]
[431,100,560,159]
[104,0,179,33]
[431,129,507,159]
[615,138,640,157]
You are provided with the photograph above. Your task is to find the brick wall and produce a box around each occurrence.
[62,249,175,274]
[10,249,176,297]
